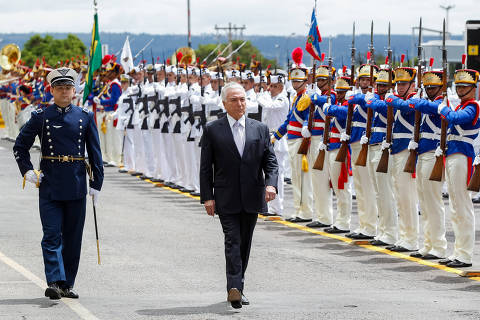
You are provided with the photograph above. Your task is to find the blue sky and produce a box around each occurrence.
[0,0,473,36]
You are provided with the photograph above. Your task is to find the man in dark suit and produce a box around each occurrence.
[13,67,104,300]
[200,82,278,309]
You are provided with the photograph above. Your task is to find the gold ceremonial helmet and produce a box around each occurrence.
[357,64,379,79]
[289,67,308,81]
[171,47,196,65]
[335,76,351,91]
[394,67,416,83]
[315,65,330,79]
[423,71,443,87]
[454,69,479,86]
[376,69,395,84]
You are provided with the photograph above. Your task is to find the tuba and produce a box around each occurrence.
[0,44,21,71]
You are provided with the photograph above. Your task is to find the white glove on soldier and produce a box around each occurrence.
[301,126,312,138]
[24,170,44,185]
[93,96,101,105]
[89,188,100,206]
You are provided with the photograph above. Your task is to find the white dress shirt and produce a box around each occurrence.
[227,113,246,156]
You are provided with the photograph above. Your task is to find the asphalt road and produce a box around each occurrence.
[1,136,480,320]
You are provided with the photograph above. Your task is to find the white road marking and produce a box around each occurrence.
[0,249,100,320]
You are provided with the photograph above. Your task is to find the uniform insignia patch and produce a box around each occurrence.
[82,107,89,113]
[53,125,62,129]
[36,109,43,114]
[58,68,69,76]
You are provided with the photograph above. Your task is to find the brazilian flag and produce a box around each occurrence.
[83,11,102,104]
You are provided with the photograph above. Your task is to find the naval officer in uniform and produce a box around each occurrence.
[13,67,104,299]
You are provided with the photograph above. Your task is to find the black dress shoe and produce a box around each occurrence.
[387,245,414,252]
[290,217,312,223]
[446,259,472,268]
[60,287,79,299]
[170,184,182,189]
[118,169,128,173]
[45,283,62,300]
[422,253,442,260]
[139,175,152,180]
[241,293,249,305]
[473,197,480,204]
[130,172,143,176]
[439,259,452,265]
[349,233,375,240]
[227,288,242,309]
[262,212,278,217]
[324,226,349,234]
[345,232,358,238]
[410,252,424,258]
[190,192,201,196]
[150,178,164,183]
[180,188,194,193]
[369,239,389,246]
[306,221,330,228]
[285,217,296,222]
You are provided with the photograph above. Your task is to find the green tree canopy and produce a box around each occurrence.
[196,40,276,70]
[21,34,87,67]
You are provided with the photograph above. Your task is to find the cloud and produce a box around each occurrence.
[0,0,475,37]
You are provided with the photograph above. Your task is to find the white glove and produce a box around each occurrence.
[474,155,480,166]
[360,135,369,145]
[407,140,418,150]
[322,103,331,114]
[385,92,395,101]
[318,141,327,151]
[24,169,44,185]
[381,140,391,151]
[437,99,448,114]
[89,188,100,206]
[93,96,101,105]
[340,132,350,142]
[301,126,311,138]
[345,91,355,101]
[365,91,375,103]
[434,146,443,157]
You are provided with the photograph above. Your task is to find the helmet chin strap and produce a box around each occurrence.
[400,82,413,99]
[427,87,442,101]
[457,86,475,99]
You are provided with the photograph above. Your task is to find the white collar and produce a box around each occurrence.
[227,113,246,129]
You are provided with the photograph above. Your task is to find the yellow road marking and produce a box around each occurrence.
[123,169,480,283]
[0,250,100,320]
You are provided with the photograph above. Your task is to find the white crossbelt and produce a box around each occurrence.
[351,121,366,128]
[393,132,413,139]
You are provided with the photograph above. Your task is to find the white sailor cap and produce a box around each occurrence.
[154,63,164,72]
[211,72,224,80]
[187,67,199,76]
[133,66,141,73]
[270,74,285,84]
[241,71,254,81]
[165,65,177,74]
[46,67,78,87]
[177,68,186,76]
[227,70,240,79]
[254,75,267,84]
[200,68,211,76]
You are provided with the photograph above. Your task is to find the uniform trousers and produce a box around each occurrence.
[391,149,419,250]
[367,144,397,245]
[123,128,136,171]
[351,142,377,236]
[328,148,352,230]
[416,151,447,257]
[39,197,86,288]
[445,153,475,264]
[287,138,313,219]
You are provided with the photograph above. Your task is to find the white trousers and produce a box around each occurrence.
[328,148,352,230]
[151,129,164,179]
[350,142,378,236]
[391,149,419,250]
[367,144,397,245]
[96,111,107,162]
[268,138,288,215]
[133,125,145,174]
[141,129,155,178]
[416,151,447,257]
[105,116,122,165]
[308,137,333,224]
[445,153,475,264]
[123,129,136,171]
[287,138,313,219]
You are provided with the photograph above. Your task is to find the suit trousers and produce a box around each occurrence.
[39,197,86,288]
[446,153,475,264]
[219,212,258,292]
[416,151,447,257]
[367,144,397,245]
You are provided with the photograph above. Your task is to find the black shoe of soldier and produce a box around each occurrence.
[45,283,62,300]
[446,259,472,268]
[60,287,79,299]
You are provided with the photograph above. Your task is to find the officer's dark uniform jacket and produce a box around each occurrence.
[13,104,104,200]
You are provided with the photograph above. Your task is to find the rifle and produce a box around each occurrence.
[313,38,333,170]
[355,20,375,167]
[376,23,395,173]
[429,19,448,182]
[336,22,356,162]
[151,48,158,82]
[404,18,423,173]
[297,63,316,155]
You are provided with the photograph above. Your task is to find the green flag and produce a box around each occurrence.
[83,12,102,103]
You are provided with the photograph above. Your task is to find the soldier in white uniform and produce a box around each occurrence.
[257,74,289,216]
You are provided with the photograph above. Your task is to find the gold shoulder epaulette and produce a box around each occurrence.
[296,94,311,111]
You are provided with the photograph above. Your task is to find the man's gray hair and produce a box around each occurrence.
[221,82,246,101]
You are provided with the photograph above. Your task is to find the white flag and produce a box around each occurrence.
[120,36,134,73]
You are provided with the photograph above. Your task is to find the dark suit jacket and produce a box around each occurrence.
[200,115,278,214]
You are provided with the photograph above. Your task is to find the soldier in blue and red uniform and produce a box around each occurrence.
[13,67,104,299]
[438,68,480,267]
[407,68,448,260]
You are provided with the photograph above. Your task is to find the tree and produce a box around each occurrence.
[196,40,277,70]
[21,34,87,67]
